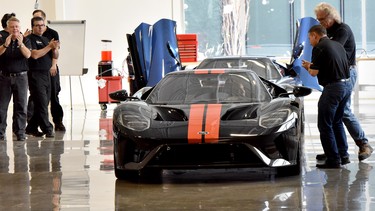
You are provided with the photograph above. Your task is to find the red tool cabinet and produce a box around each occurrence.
[96,76,123,110]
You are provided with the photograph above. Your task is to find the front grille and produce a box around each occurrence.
[147,143,265,169]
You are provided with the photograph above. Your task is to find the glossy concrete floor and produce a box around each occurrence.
[1,91,375,210]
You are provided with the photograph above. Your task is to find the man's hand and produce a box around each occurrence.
[301,59,311,70]
[24,29,31,37]
[4,35,12,47]
[50,67,57,76]
[48,38,60,49]
[302,60,319,76]
[16,34,24,46]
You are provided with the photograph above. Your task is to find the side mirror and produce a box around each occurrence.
[293,86,312,97]
[109,89,129,101]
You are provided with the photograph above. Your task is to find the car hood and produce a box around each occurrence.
[114,98,300,142]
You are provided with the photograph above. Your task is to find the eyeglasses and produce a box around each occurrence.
[33,24,45,27]
[317,14,330,22]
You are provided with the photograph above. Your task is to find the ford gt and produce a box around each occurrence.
[112,69,311,180]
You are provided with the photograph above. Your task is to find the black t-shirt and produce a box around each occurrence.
[0,30,9,67]
[43,26,59,41]
[0,30,9,38]
[28,34,53,70]
[0,34,31,73]
[43,26,59,71]
[310,37,350,86]
[327,22,356,66]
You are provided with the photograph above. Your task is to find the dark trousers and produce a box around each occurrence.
[26,70,53,134]
[0,74,28,137]
[27,70,64,125]
[50,70,64,124]
[318,80,352,165]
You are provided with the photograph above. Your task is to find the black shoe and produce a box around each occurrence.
[0,136,6,141]
[341,157,350,165]
[316,154,327,161]
[16,135,26,141]
[45,132,55,138]
[316,162,341,169]
[54,122,66,131]
[26,130,44,137]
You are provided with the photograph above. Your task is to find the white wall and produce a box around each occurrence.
[0,0,184,108]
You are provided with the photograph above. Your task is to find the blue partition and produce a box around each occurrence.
[129,19,180,88]
[292,17,322,91]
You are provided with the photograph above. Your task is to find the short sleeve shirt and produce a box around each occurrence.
[28,34,53,70]
[327,22,356,66]
[0,34,31,73]
[310,37,350,86]
[43,26,59,41]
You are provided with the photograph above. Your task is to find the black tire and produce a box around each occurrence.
[113,135,138,180]
[114,156,128,180]
[277,148,301,177]
[277,117,303,177]
[139,168,163,183]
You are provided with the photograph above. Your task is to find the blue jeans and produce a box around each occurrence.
[343,66,368,145]
[318,80,352,164]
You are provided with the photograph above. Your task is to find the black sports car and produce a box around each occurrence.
[111,69,311,180]
[196,56,301,88]
[197,56,285,81]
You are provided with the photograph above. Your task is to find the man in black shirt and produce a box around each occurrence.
[302,25,352,168]
[26,16,59,138]
[314,2,373,161]
[27,9,66,132]
[0,13,16,88]
[0,17,31,141]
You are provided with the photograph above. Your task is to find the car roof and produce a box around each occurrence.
[200,56,276,60]
[167,68,257,76]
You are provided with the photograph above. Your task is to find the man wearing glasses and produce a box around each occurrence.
[26,9,66,133]
[26,16,59,138]
[314,2,373,162]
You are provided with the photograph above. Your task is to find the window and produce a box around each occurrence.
[184,0,375,58]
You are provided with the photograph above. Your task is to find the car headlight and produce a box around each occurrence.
[259,109,291,128]
[118,106,151,131]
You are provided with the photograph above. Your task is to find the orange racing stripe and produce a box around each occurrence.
[188,104,222,144]
[194,69,224,74]
[204,104,222,143]
[194,70,209,74]
[210,69,225,74]
[188,69,223,143]
[188,104,205,143]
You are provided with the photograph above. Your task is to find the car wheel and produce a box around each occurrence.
[113,136,138,180]
[139,168,163,182]
[277,119,303,177]
[277,147,301,177]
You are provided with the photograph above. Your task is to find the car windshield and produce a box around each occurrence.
[146,71,272,104]
[198,58,282,81]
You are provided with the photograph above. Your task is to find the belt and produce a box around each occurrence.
[0,71,27,77]
[327,78,350,85]
[337,78,350,82]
